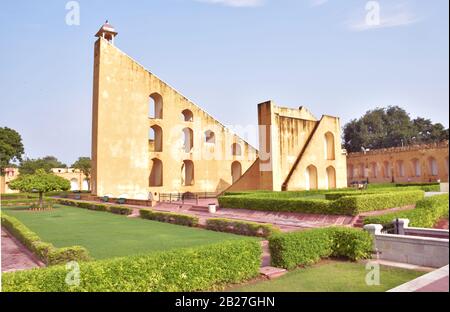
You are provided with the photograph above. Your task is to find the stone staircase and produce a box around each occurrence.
[259,241,287,279]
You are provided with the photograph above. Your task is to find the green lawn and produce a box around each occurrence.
[3,205,255,259]
[231,261,425,292]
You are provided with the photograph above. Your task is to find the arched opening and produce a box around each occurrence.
[182,160,194,186]
[370,162,378,178]
[348,164,354,180]
[70,178,79,191]
[326,166,336,189]
[82,179,89,191]
[181,109,194,122]
[205,130,215,144]
[231,161,242,184]
[231,143,242,156]
[182,128,194,153]
[149,93,163,119]
[383,161,391,178]
[149,125,163,152]
[305,165,318,190]
[149,158,163,187]
[428,157,438,176]
[358,163,365,178]
[396,160,405,177]
[324,132,335,160]
[411,159,421,177]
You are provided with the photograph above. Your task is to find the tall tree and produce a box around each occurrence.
[0,127,24,175]
[343,106,448,152]
[72,157,91,190]
[19,156,67,175]
[9,169,70,208]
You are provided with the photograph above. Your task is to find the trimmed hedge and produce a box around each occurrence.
[55,199,133,215]
[206,218,280,238]
[219,190,424,216]
[1,214,90,265]
[140,209,199,227]
[364,194,449,228]
[1,198,45,206]
[2,240,261,292]
[269,227,372,270]
[333,190,424,215]
[108,205,133,215]
[219,196,337,214]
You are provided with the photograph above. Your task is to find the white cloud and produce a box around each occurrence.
[347,2,421,31]
[195,0,265,7]
[310,0,328,7]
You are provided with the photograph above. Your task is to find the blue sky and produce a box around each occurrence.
[0,0,448,165]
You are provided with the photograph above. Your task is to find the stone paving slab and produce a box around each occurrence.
[388,265,449,292]
[1,227,44,272]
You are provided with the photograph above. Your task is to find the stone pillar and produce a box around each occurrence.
[394,218,410,235]
[363,224,383,258]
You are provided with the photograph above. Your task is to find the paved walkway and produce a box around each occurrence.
[388,265,449,292]
[1,227,44,272]
[154,201,355,231]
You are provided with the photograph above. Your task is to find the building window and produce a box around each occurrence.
[428,157,438,176]
[182,160,194,186]
[396,160,405,177]
[149,125,163,152]
[231,143,242,156]
[181,109,194,122]
[411,159,421,177]
[348,164,354,179]
[231,161,242,184]
[324,132,335,160]
[383,161,391,178]
[149,158,163,187]
[305,165,318,190]
[149,93,163,119]
[205,130,215,144]
[370,162,378,178]
[182,128,194,153]
[326,166,336,189]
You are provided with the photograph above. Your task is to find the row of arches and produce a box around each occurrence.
[148,93,195,122]
[148,125,243,156]
[149,159,243,187]
[305,165,336,190]
[348,156,448,180]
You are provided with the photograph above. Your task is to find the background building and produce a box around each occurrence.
[347,141,449,184]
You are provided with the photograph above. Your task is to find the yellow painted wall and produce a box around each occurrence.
[91,38,258,200]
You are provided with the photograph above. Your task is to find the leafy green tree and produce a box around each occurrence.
[72,157,91,190]
[9,169,70,208]
[413,117,449,144]
[343,106,448,152]
[19,156,67,175]
[0,127,24,175]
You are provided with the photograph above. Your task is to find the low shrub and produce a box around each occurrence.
[108,205,133,215]
[140,209,199,227]
[218,196,338,214]
[2,240,261,292]
[364,194,449,228]
[219,190,424,216]
[1,214,90,265]
[56,199,109,212]
[334,190,424,215]
[1,193,38,201]
[206,218,280,237]
[1,198,43,206]
[269,227,373,270]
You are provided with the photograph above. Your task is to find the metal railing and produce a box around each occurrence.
[158,192,218,204]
